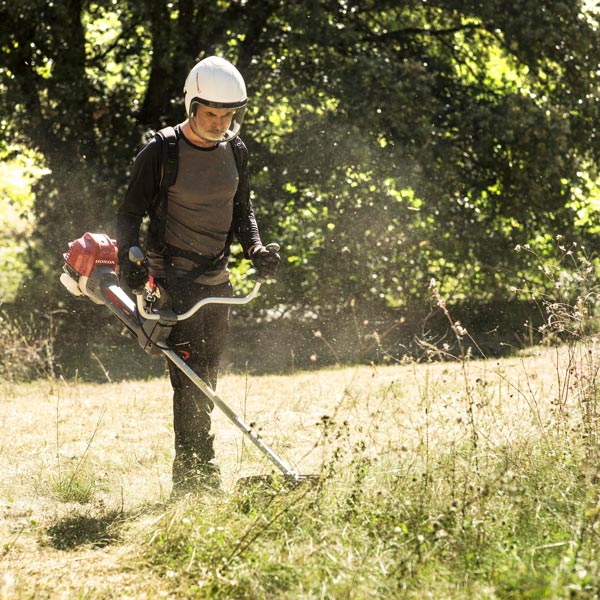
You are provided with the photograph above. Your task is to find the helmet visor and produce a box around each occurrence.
[189,98,247,143]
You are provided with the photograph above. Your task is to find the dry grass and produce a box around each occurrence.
[0,345,595,598]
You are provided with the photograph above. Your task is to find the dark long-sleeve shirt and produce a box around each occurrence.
[116,125,262,283]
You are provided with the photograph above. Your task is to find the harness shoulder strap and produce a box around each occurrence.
[146,126,179,254]
[153,126,179,214]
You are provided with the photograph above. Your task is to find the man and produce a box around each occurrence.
[116,56,280,495]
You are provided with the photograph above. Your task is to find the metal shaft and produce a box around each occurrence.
[162,347,299,480]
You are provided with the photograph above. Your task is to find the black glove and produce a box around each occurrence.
[251,244,280,279]
[119,249,149,293]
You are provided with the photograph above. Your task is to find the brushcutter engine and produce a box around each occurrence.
[60,232,175,354]
[60,232,120,304]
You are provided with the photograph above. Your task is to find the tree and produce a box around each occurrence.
[249,0,600,312]
[2,0,600,366]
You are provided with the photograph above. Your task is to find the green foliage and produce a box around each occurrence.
[0,149,45,301]
[244,0,600,314]
[2,0,600,347]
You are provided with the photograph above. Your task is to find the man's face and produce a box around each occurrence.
[191,104,235,142]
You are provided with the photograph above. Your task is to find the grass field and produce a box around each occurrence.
[2,344,600,598]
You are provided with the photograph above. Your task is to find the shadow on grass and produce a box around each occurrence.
[45,509,126,550]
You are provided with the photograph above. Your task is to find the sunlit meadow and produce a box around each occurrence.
[2,340,600,598]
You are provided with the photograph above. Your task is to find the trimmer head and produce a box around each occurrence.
[234,473,323,512]
[236,473,322,491]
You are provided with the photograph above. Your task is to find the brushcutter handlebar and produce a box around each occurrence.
[132,243,279,322]
[136,281,263,322]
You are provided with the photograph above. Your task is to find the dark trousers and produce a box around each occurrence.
[163,278,232,488]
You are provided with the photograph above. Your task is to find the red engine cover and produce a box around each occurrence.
[64,232,118,277]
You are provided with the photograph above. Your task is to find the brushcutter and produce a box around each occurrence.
[60,232,315,486]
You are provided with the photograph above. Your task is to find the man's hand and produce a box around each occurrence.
[251,243,280,279]
[120,247,149,293]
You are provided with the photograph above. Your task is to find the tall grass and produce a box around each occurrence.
[134,352,600,599]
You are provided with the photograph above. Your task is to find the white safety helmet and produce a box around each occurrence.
[183,56,247,142]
